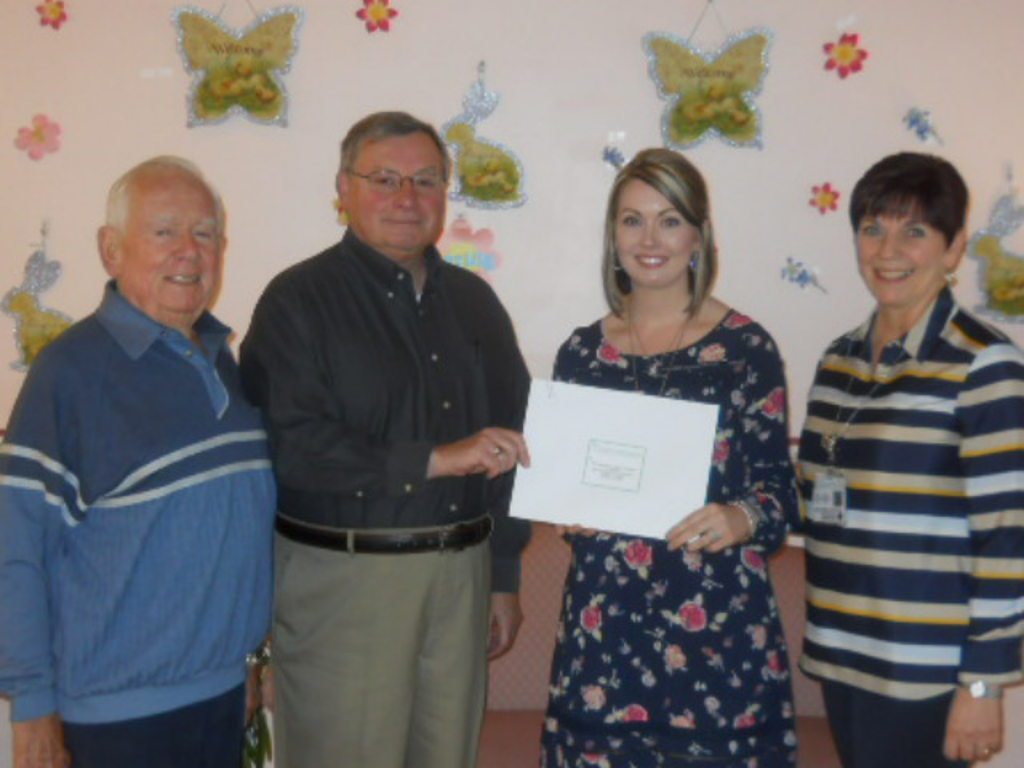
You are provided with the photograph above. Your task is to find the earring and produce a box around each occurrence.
[689,252,699,270]
[945,271,957,287]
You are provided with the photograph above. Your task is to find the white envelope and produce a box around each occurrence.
[510,379,720,539]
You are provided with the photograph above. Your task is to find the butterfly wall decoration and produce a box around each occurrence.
[172,6,304,127]
[643,29,771,150]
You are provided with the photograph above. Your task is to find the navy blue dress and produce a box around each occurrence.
[540,313,799,768]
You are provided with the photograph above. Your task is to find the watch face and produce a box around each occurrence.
[969,680,1001,699]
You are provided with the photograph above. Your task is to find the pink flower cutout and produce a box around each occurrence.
[36,1,67,29]
[810,182,840,214]
[356,0,398,33]
[15,114,61,160]
[824,33,868,79]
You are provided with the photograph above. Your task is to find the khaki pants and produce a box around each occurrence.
[271,532,490,768]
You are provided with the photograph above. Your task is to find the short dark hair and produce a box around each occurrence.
[849,152,968,246]
[339,111,450,180]
[601,148,717,317]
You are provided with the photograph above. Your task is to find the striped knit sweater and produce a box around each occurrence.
[798,288,1024,699]
[0,283,275,723]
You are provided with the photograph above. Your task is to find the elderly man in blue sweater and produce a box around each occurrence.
[0,156,275,768]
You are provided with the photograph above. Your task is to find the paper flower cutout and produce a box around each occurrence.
[14,114,61,160]
[810,182,840,214]
[602,146,626,171]
[356,0,398,33]
[903,108,943,145]
[438,216,503,281]
[443,62,526,209]
[969,176,1024,320]
[644,29,772,150]
[172,6,304,127]
[1,223,73,370]
[781,257,827,293]
[36,1,67,29]
[823,33,868,79]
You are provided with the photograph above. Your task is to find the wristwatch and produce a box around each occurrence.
[966,680,1003,700]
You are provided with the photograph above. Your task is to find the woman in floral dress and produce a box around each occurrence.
[541,149,799,768]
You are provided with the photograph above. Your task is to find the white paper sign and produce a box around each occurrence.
[510,379,719,539]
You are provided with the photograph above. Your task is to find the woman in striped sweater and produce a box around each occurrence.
[798,152,1024,768]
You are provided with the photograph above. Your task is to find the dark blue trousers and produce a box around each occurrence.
[822,681,968,768]
[63,684,245,768]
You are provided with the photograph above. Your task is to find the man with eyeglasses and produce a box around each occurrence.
[239,111,531,768]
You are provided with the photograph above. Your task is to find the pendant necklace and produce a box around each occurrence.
[627,312,689,398]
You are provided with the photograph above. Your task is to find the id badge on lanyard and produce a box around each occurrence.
[809,468,846,526]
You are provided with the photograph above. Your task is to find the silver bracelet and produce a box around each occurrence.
[733,500,760,542]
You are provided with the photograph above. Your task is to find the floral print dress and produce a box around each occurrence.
[541,312,799,768]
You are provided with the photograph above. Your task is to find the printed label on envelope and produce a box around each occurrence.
[582,439,645,492]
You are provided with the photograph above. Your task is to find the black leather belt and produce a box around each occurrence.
[275,514,493,554]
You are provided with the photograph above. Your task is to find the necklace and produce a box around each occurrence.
[626,313,689,398]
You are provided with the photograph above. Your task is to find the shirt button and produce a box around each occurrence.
[430,353,439,363]
[442,400,451,410]
[404,483,414,493]
[387,291,395,299]
[355,490,364,498]
[185,350,194,358]
[397,273,405,281]
[449,503,459,512]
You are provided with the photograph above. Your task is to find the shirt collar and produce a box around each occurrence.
[342,229,444,294]
[853,287,956,363]
[96,280,231,360]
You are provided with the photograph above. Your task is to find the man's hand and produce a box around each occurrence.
[487,592,523,660]
[427,427,530,480]
[13,714,69,768]
[943,687,1002,762]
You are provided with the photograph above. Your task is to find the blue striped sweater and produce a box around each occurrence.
[798,288,1024,699]
[0,284,275,723]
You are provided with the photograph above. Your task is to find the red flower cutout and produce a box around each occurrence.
[824,33,868,79]
[356,0,398,33]
[810,182,840,214]
[36,1,67,29]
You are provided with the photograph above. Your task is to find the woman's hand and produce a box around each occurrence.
[666,502,754,553]
[943,687,1002,762]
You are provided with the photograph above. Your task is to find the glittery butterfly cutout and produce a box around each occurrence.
[643,29,771,150]
[173,6,303,127]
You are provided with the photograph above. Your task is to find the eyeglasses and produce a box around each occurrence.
[347,170,446,195]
